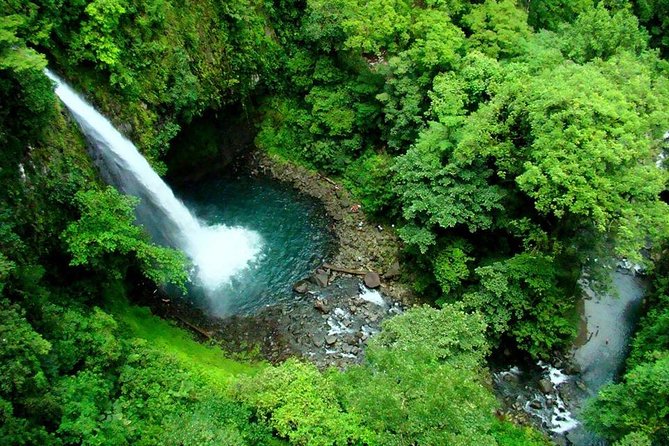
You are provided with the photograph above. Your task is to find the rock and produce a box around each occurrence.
[293,280,309,294]
[383,261,400,279]
[364,272,381,288]
[310,272,329,287]
[575,380,588,392]
[529,400,543,410]
[564,362,581,375]
[313,337,324,348]
[538,378,554,394]
[502,373,519,384]
[314,299,330,313]
[326,335,337,345]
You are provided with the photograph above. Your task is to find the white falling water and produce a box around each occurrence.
[45,69,262,292]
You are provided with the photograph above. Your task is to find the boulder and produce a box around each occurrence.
[325,335,337,345]
[364,272,381,288]
[538,378,554,394]
[293,280,309,294]
[310,272,329,287]
[383,261,400,279]
[313,299,330,314]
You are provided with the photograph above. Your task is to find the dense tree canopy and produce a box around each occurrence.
[2,0,669,444]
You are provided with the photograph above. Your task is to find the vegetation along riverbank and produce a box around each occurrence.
[2,1,669,445]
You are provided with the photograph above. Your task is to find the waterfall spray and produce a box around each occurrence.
[46,69,262,293]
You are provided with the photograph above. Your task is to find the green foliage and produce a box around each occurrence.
[633,0,669,55]
[0,299,51,397]
[342,151,394,214]
[463,254,575,357]
[559,5,649,63]
[464,0,532,59]
[527,0,594,31]
[584,355,669,443]
[393,121,504,252]
[490,419,551,446]
[335,305,497,445]
[62,187,188,289]
[234,358,368,445]
[75,0,128,67]
[0,15,46,71]
[434,244,472,296]
[614,431,653,446]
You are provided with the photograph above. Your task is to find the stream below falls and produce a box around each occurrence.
[494,269,646,445]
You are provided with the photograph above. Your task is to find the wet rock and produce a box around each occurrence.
[503,373,520,384]
[310,272,329,287]
[538,378,554,394]
[314,299,330,313]
[364,272,381,288]
[293,280,309,294]
[326,335,337,345]
[529,400,543,410]
[313,337,324,347]
[564,362,581,375]
[383,261,400,279]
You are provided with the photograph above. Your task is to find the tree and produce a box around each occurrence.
[464,0,532,60]
[462,253,575,357]
[335,305,498,445]
[62,187,188,288]
[233,358,369,446]
[584,356,669,444]
[527,0,594,31]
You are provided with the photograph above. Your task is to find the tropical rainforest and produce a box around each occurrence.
[1,0,669,445]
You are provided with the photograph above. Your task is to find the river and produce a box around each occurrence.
[494,268,646,445]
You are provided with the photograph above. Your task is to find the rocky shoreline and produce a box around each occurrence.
[147,150,416,368]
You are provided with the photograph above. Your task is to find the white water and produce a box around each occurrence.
[358,284,386,306]
[46,70,262,292]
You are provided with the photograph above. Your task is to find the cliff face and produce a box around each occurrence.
[18,0,278,174]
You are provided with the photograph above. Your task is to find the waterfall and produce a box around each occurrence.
[45,69,262,292]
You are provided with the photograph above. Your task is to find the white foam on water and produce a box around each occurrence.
[327,308,354,336]
[358,284,386,306]
[537,361,580,433]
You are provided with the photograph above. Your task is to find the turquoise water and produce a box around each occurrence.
[175,174,335,315]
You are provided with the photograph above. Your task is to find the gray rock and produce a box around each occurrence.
[293,280,309,294]
[310,272,329,287]
[314,299,330,313]
[503,373,519,384]
[326,335,337,345]
[529,400,543,410]
[383,261,400,279]
[538,378,554,394]
[364,272,381,288]
[313,337,324,347]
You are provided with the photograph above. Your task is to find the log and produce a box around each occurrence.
[319,175,338,186]
[322,263,367,275]
[175,315,213,339]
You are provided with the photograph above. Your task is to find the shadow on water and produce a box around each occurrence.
[173,173,336,316]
